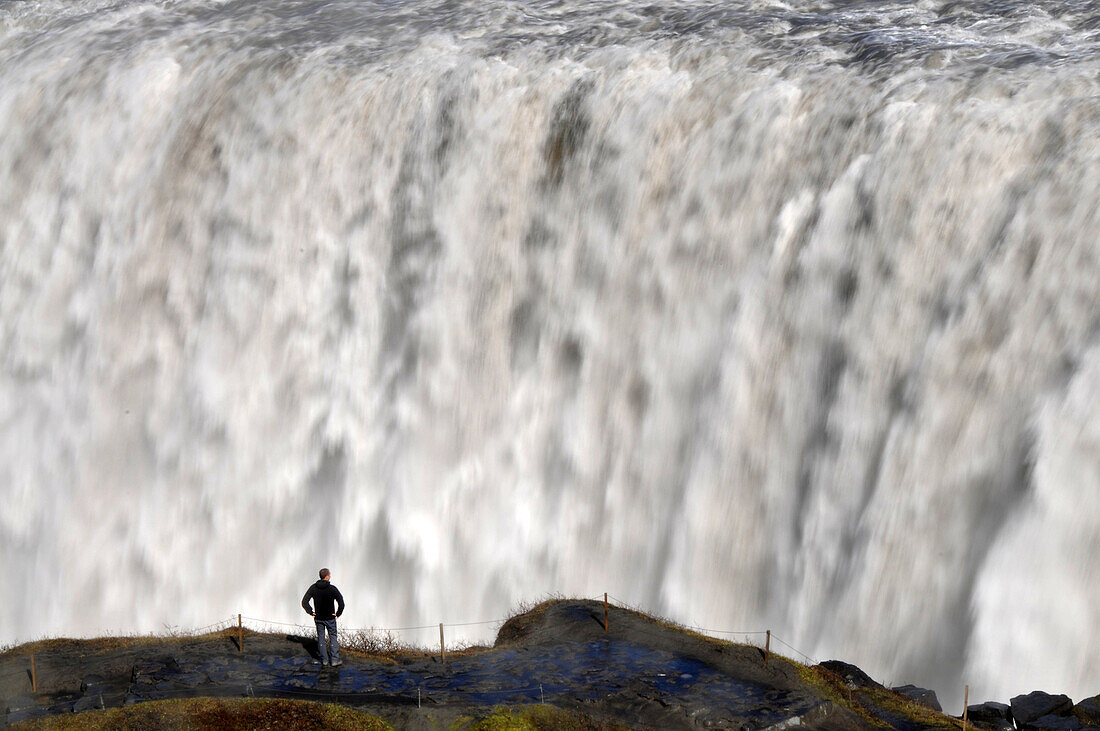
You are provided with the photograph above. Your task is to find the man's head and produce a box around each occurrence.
[319,568,330,581]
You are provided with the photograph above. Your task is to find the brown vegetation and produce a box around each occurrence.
[11,697,390,731]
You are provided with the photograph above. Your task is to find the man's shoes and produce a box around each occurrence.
[308,659,323,666]
[330,660,343,667]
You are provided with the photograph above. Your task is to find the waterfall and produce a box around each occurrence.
[1,0,1097,708]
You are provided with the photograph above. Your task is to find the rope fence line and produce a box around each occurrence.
[441,618,509,628]
[240,597,820,666]
[5,599,817,655]
[188,617,239,632]
[686,627,770,636]
[241,616,317,631]
[239,615,507,634]
[8,594,830,711]
[6,597,987,725]
[604,593,816,665]
[770,635,817,665]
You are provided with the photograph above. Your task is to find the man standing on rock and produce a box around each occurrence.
[301,568,345,667]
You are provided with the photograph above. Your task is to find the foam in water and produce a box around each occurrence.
[1,0,1098,710]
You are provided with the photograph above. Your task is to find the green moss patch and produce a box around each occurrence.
[791,661,964,730]
[451,704,627,730]
[12,697,392,731]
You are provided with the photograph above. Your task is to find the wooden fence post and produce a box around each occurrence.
[765,630,771,666]
[30,651,37,693]
[963,685,969,731]
[604,593,609,633]
[238,614,243,653]
[439,623,446,665]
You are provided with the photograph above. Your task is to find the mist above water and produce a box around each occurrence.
[1,0,1098,709]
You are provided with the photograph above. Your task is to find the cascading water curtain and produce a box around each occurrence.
[1,0,1098,707]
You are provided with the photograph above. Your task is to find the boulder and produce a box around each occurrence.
[131,660,168,681]
[1073,695,1100,726]
[818,661,884,690]
[1012,692,1075,728]
[893,684,942,711]
[967,701,1013,729]
[71,694,104,713]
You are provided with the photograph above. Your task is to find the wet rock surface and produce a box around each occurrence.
[1027,715,1082,730]
[0,601,988,729]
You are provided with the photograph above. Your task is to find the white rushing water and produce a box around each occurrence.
[1,0,1098,709]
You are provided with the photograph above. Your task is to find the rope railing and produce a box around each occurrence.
[238,615,506,634]
[4,598,817,657]
[7,597,987,729]
[6,594,828,717]
[440,618,509,628]
[770,634,817,665]
[241,616,315,631]
[604,593,815,661]
[346,622,438,632]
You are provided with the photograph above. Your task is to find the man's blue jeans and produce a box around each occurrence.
[315,619,339,664]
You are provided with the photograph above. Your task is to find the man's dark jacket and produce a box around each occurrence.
[302,579,345,621]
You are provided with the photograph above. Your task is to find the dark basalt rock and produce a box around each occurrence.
[72,694,105,713]
[80,674,107,692]
[893,684,942,711]
[818,661,883,689]
[1074,695,1100,726]
[1027,714,1082,730]
[968,700,1013,729]
[4,706,38,724]
[206,667,231,683]
[172,671,208,687]
[132,660,171,681]
[1012,692,1075,728]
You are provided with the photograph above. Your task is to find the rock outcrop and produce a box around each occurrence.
[818,661,884,690]
[1072,695,1100,727]
[1012,692,1076,729]
[967,700,1014,730]
[893,684,942,711]
[1027,716,1082,730]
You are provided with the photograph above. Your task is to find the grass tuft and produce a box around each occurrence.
[0,628,241,659]
[860,685,967,729]
[339,628,417,660]
[789,661,965,729]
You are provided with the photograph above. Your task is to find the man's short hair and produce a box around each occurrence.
[319,568,330,580]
